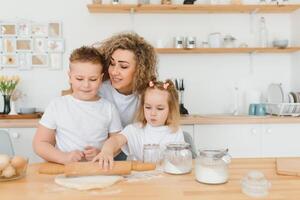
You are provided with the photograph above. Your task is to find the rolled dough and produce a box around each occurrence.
[54,175,123,190]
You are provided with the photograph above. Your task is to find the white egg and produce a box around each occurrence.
[0,154,10,171]
[2,165,16,178]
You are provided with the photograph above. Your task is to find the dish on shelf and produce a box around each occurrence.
[267,83,284,104]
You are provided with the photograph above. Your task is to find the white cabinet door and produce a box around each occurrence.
[9,128,43,163]
[194,124,261,158]
[262,124,300,157]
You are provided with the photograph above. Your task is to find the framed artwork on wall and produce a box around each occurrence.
[2,54,18,67]
[1,23,17,36]
[18,53,32,70]
[31,54,48,67]
[49,53,62,70]
[16,38,32,52]
[48,22,61,37]
[3,37,16,53]
[47,39,64,53]
[33,37,46,52]
[18,22,31,36]
[31,23,48,37]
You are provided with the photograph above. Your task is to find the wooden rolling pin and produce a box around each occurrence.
[39,161,156,176]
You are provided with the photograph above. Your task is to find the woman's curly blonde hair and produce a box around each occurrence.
[96,32,158,94]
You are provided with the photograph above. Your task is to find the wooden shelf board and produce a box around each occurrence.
[87,4,300,13]
[155,47,300,54]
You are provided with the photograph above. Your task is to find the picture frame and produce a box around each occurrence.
[1,23,17,36]
[1,54,18,67]
[47,38,64,53]
[2,37,16,53]
[33,37,46,52]
[18,22,31,36]
[31,54,48,67]
[48,22,61,37]
[49,53,62,70]
[31,23,48,37]
[16,38,32,52]
[18,53,32,70]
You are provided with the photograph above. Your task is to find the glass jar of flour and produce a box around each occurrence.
[195,149,231,184]
[163,143,192,175]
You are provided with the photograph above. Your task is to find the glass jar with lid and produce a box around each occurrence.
[195,149,231,184]
[163,143,192,175]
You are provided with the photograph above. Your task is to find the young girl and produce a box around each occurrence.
[93,79,184,169]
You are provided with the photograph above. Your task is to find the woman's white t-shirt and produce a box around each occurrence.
[39,95,122,152]
[99,80,139,127]
[120,123,185,161]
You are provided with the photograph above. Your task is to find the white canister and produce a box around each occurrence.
[186,36,196,49]
[195,149,231,184]
[208,32,222,48]
[174,36,184,48]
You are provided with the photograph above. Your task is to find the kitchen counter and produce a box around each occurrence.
[1,115,300,128]
[1,158,300,200]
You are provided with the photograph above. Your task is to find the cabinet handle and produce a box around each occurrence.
[251,128,257,134]
[12,132,20,139]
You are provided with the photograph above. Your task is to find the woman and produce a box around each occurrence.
[97,32,158,160]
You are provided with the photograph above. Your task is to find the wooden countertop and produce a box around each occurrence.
[1,158,300,200]
[1,115,300,128]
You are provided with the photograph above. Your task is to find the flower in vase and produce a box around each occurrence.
[0,75,20,95]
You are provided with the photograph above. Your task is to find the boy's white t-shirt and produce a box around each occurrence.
[39,95,122,152]
[99,80,139,127]
[120,123,185,161]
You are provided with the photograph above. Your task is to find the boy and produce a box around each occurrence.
[33,46,122,164]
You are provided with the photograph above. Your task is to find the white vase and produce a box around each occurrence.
[9,101,18,115]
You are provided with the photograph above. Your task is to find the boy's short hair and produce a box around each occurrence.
[69,46,106,72]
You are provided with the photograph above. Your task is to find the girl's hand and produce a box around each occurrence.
[92,151,114,171]
[83,146,100,161]
[63,150,84,164]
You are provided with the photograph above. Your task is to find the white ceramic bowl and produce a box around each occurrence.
[19,107,36,114]
[272,39,288,49]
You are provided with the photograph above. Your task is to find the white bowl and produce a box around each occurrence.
[19,107,36,114]
[272,39,288,49]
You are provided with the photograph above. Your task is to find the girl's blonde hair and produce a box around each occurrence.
[96,32,158,94]
[135,79,180,132]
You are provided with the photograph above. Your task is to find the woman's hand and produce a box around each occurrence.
[92,150,114,170]
[83,146,100,161]
[63,150,84,164]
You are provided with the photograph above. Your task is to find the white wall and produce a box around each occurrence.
[291,9,300,91]
[0,0,299,114]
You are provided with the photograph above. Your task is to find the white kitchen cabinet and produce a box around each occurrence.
[262,124,300,157]
[8,128,42,163]
[194,123,300,158]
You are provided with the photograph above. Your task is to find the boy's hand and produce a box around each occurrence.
[83,146,100,161]
[63,150,84,164]
[92,151,114,171]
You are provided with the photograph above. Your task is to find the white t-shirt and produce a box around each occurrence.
[120,123,185,161]
[99,80,139,127]
[39,95,122,152]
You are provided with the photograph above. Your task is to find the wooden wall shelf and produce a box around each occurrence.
[155,47,300,54]
[87,4,300,14]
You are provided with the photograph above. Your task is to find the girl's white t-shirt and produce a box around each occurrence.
[39,95,122,152]
[99,80,139,127]
[120,123,185,161]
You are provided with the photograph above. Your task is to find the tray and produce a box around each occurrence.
[266,103,300,117]
[0,112,43,119]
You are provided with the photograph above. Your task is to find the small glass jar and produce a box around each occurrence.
[163,143,192,175]
[143,144,161,164]
[195,149,231,184]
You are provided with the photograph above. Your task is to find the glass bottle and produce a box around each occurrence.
[259,17,268,48]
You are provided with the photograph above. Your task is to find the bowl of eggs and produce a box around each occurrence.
[0,154,28,181]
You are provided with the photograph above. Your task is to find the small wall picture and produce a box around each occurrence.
[18,22,31,36]
[49,53,62,70]
[47,39,64,52]
[31,54,48,67]
[1,24,17,36]
[33,37,46,52]
[3,37,16,53]
[2,54,18,67]
[18,53,32,70]
[48,22,61,37]
[31,23,48,37]
[16,38,32,52]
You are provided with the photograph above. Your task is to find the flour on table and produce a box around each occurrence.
[55,175,123,190]
[124,170,163,182]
